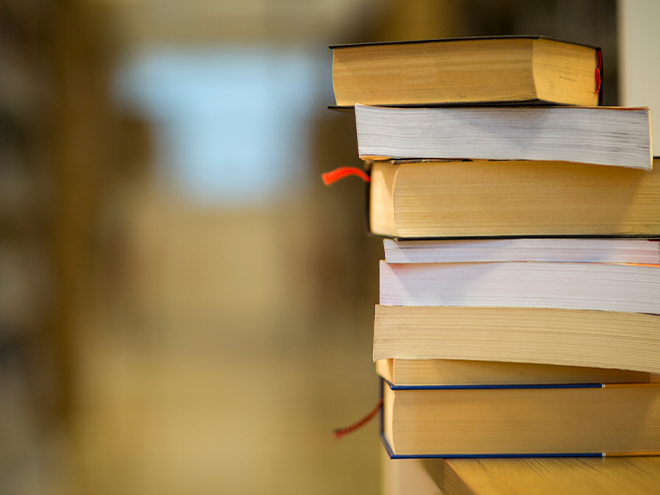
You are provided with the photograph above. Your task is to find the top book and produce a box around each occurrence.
[331,36,601,107]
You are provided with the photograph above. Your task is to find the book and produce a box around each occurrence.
[331,36,601,108]
[376,359,651,387]
[380,260,660,313]
[355,105,652,169]
[381,380,660,457]
[369,159,660,238]
[426,456,660,495]
[383,238,660,264]
[373,305,660,373]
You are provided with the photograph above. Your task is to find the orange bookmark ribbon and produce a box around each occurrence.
[322,167,370,186]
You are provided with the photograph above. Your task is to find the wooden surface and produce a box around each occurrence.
[419,457,660,495]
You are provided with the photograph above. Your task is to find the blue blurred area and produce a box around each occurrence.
[116,46,331,206]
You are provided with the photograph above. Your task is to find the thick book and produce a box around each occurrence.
[373,305,660,373]
[380,260,660,313]
[376,359,651,387]
[381,379,660,458]
[331,36,601,107]
[356,105,652,170]
[369,159,660,238]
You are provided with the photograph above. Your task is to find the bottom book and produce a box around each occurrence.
[381,379,660,458]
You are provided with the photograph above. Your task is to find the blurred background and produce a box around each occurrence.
[0,0,630,494]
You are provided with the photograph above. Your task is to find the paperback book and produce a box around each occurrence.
[356,105,652,169]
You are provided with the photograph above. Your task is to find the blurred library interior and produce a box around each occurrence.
[0,0,641,494]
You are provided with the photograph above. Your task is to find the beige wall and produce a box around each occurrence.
[619,0,660,148]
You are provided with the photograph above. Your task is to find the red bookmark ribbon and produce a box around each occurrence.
[332,399,383,440]
[322,167,370,186]
[595,50,602,95]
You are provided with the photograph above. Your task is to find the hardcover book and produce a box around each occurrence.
[331,36,601,107]
[369,159,660,238]
[381,379,660,458]
[376,359,651,387]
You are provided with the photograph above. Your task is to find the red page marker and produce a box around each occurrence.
[322,167,370,186]
[332,399,383,440]
[595,50,602,95]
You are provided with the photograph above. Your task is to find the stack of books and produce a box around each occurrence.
[328,36,660,458]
